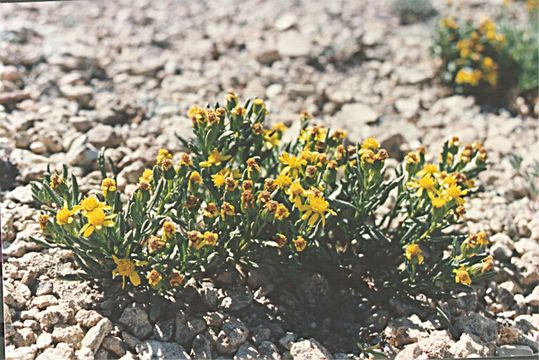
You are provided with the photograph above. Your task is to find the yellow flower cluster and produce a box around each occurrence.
[440,17,507,88]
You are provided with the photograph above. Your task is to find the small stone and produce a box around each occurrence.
[277,31,311,57]
[258,341,281,360]
[278,333,298,350]
[75,309,103,328]
[6,346,37,360]
[455,313,497,342]
[5,185,34,204]
[234,343,260,359]
[154,318,175,341]
[394,98,420,119]
[395,344,422,360]
[216,318,250,355]
[175,317,207,346]
[30,141,47,154]
[136,341,190,360]
[102,336,126,357]
[448,333,491,358]
[31,294,59,310]
[52,324,84,347]
[335,102,378,125]
[191,334,212,359]
[12,327,37,347]
[87,123,123,148]
[290,338,333,360]
[255,48,282,64]
[69,116,93,132]
[36,332,53,349]
[81,318,113,353]
[525,285,539,306]
[275,13,297,31]
[75,347,94,360]
[220,286,253,311]
[36,343,76,360]
[490,242,513,261]
[496,345,533,356]
[119,304,153,339]
[204,311,225,328]
[60,85,93,107]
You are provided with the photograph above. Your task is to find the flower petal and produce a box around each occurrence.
[129,271,141,287]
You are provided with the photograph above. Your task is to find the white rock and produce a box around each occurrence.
[275,13,297,31]
[81,318,112,353]
[277,31,311,57]
[290,339,333,360]
[29,141,47,154]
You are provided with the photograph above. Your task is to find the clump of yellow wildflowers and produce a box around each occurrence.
[31,93,493,295]
[433,16,515,95]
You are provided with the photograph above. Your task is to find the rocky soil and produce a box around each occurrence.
[1,0,538,359]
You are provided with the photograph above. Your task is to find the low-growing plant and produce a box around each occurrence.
[391,0,437,25]
[432,16,516,98]
[32,93,493,298]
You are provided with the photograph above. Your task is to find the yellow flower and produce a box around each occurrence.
[169,270,184,287]
[405,151,420,165]
[80,195,111,214]
[49,174,63,189]
[212,169,228,188]
[405,244,424,264]
[221,202,235,218]
[279,152,307,177]
[272,122,287,132]
[455,68,482,86]
[162,221,176,240]
[287,182,306,206]
[80,208,115,237]
[231,106,246,117]
[408,175,436,197]
[200,149,232,168]
[202,231,218,246]
[187,105,207,123]
[147,235,165,253]
[139,169,153,184]
[263,130,281,149]
[293,236,307,252]
[443,184,467,204]
[101,178,117,196]
[56,206,78,225]
[453,266,472,286]
[156,148,172,165]
[441,17,458,30]
[298,194,336,227]
[331,129,347,140]
[431,196,447,209]
[112,255,141,289]
[246,157,261,175]
[203,203,219,218]
[274,174,292,189]
[361,137,380,150]
[417,163,438,177]
[179,153,193,167]
[189,171,202,184]
[481,255,494,273]
[147,269,163,287]
[38,214,50,232]
[274,204,290,220]
[360,149,376,164]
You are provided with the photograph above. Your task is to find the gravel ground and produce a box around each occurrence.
[1,0,538,359]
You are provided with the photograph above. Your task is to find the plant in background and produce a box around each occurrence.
[509,154,539,199]
[391,0,437,25]
[32,93,493,298]
[432,16,516,97]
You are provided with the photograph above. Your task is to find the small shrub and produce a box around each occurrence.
[500,21,539,95]
[32,93,493,297]
[432,16,516,98]
[391,0,438,25]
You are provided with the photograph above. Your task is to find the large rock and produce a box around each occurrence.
[290,338,333,360]
[455,313,497,342]
[448,333,492,358]
[81,318,112,353]
[215,318,250,355]
[136,341,190,360]
[119,305,153,339]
